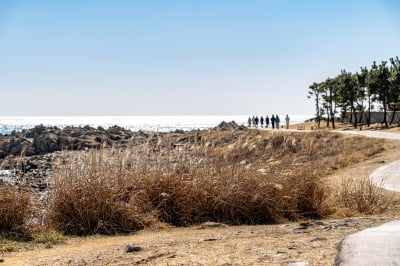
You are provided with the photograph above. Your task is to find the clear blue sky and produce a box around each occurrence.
[0,0,399,116]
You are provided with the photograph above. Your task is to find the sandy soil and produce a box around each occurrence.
[2,133,400,266]
[2,217,398,266]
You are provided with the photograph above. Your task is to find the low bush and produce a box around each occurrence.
[0,186,35,239]
[338,177,395,214]
[33,230,66,248]
[45,130,385,235]
[143,167,326,226]
[47,172,150,235]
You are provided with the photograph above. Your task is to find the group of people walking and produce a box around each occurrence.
[248,115,290,129]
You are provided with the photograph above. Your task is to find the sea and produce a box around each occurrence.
[0,115,312,135]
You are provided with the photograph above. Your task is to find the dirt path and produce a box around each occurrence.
[2,132,400,266]
[2,218,397,266]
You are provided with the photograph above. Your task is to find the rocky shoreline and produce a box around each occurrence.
[0,121,244,197]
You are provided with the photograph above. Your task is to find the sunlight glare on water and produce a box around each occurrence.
[0,115,311,135]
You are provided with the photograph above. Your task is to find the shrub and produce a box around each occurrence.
[46,130,385,234]
[338,177,395,214]
[47,174,150,235]
[47,150,153,235]
[140,174,210,226]
[0,186,35,238]
[33,230,66,248]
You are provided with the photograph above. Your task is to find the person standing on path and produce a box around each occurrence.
[265,115,270,128]
[260,116,264,128]
[285,115,290,129]
[271,115,275,129]
[276,115,280,129]
[248,117,252,127]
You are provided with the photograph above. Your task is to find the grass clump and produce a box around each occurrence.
[0,239,18,252]
[33,230,66,248]
[46,130,379,234]
[0,186,36,239]
[47,173,149,236]
[338,177,396,214]
[47,149,153,236]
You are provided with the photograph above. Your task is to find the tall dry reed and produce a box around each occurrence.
[45,130,385,235]
[338,177,396,214]
[47,149,154,235]
[0,186,36,239]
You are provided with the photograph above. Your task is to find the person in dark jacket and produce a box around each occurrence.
[276,115,280,129]
[265,115,270,128]
[271,115,276,129]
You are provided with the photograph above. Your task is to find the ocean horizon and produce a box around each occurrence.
[0,115,312,135]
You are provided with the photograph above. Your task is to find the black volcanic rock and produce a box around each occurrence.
[0,124,138,159]
[0,122,244,160]
[34,132,60,153]
[0,135,34,158]
[215,121,244,131]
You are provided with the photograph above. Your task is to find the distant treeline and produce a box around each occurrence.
[308,57,400,128]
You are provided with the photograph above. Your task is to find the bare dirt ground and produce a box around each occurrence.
[1,217,398,266]
[2,132,400,266]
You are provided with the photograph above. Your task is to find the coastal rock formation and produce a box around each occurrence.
[33,132,60,153]
[0,135,35,157]
[0,122,243,198]
[0,124,141,159]
[215,121,245,131]
[0,120,246,160]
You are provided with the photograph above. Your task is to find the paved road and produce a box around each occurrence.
[337,130,400,140]
[335,130,400,265]
[336,220,400,265]
[370,160,400,192]
[336,130,400,191]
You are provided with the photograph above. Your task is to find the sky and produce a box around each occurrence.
[0,0,399,116]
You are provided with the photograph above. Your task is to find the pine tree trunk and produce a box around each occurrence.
[316,96,321,128]
[367,96,371,127]
[326,107,330,127]
[358,110,364,124]
[349,106,353,124]
[382,95,388,128]
[329,91,335,129]
[352,105,357,128]
[390,109,397,125]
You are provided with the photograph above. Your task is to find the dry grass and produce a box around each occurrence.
[43,130,385,235]
[338,177,397,214]
[46,150,153,235]
[33,231,66,248]
[0,186,37,239]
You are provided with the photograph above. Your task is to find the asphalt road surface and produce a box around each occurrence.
[336,130,400,266]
